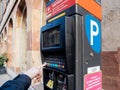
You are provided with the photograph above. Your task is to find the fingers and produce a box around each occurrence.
[33,74,42,83]
[37,62,47,70]
[32,63,46,79]
[40,62,47,68]
[25,63,47,83]
[33,63,46,83]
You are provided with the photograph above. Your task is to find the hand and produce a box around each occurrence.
[24,63,47,80]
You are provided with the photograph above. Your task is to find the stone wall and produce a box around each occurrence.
[0,0,47,73]
[102,49,120,90]
[102,0,120,89]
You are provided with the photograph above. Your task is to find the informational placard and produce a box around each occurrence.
[84,71,102,90]
[46,0,75,19]
[46,0,101,20]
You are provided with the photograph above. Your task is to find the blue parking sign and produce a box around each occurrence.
[85,14,101,53]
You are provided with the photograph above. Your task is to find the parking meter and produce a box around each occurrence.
[40,0,102,90]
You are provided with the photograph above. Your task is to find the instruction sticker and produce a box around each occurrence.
[87,66,100,74]
[46,0,75,19]
[46,80,54,89]
[84,71,102,90]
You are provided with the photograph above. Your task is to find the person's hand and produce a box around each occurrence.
[24,63,46,81]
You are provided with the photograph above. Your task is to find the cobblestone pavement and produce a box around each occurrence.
[0,74,11,86]
[32,83,44,90]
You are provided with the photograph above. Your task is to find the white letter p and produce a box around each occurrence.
[90,20,99,45]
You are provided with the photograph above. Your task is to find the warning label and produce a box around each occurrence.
[84,71,102,90]
[46,0,75,19]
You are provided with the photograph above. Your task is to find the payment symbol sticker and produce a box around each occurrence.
[46,79,54,89]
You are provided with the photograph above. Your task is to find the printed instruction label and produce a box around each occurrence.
[46,0,75,19]
[46,80,54,89]
[84,71,102,90]
[87,66,100,74]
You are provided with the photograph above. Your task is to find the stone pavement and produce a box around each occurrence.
[32,83,44,90]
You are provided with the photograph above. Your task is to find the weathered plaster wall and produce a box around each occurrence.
[102,0,120,51]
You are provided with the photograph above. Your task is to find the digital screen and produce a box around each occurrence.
[43,27,60,48]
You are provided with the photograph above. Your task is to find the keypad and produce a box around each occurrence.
[45,56,66,71]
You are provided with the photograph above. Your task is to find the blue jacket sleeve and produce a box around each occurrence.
[0,74,31,90]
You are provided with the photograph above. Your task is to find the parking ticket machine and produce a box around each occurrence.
[40,0,102,90]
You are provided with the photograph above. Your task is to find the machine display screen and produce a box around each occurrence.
[43,27,60,48]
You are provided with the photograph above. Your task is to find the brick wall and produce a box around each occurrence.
[102,49,120,90]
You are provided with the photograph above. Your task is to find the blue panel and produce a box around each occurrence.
[85,14,101,53]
